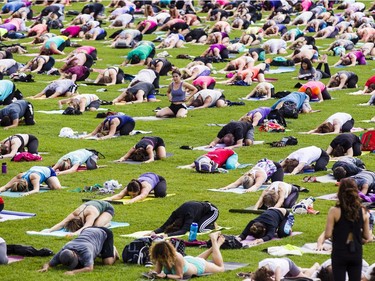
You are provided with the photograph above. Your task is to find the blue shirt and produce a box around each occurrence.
[57,149,93,166]
[0,80,14,101]
[21,166,54,187]
[271,92,309,111]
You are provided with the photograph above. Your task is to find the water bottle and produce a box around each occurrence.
[188,222,198,241]
[2,163,7,174]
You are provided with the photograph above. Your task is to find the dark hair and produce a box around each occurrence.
[316,122,334,133]
[332,144,346,157]
[301,58,313,70]
[317,266,334,281]
[190,97,203,107]
[369,266,375,281]
[0,116,11,127]
[127,179,142,194]
[368,83,375,92]
[226,64,236,71]
[131,55,141,64]
[222,133,235,146]
[164,217,184,234]
[124,91,135,102]
[129,148,149,161]
[252,266,274,281]
[337,178,362,222]
[65,218,84,232]
[333,166,347,180]
[171,69,181,76]
[283,158,299,173]
[249,222,266,238]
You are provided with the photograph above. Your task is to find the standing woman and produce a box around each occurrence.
[324,178,370,281]
[156,69,197,118]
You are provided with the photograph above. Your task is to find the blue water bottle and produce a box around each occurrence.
[188,222,198,241]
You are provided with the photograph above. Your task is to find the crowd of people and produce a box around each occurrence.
[0,0,375,280]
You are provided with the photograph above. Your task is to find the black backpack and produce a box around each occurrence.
[206,235,242,249]
[122,238,152,265]
[279,101,299,119]
[267,109,287,127]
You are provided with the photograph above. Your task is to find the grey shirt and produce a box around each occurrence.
[0,100,28,121]
[49,228,107,268]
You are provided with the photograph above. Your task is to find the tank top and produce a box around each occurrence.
[171,82,185,102]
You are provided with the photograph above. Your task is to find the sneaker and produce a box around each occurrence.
[284,213,295,234]
[292,203,308,214]
[307,206,320,215]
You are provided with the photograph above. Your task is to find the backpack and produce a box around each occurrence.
[267,109,287,127]
[270,136,298,147]
[361,130,375,151]
[206,235,242,249]
[194,156,219,173]
[85,149,105,170]
[62,107,82,115]
[259,120,285,133]
[122,238,152,265]
[279,101,298,119]
[169,238,186,256]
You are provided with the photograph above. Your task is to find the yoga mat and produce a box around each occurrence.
[0,189,48,198]
[26,221,130,237]
[193,142,264,152]
[206,124,226,127]
[129,130,153,136]
[208,185,269,194]
[266,66,296,74]
[315,174,337,183]
[37,108,108,114]
[121,226,231,239]
[133,116,166,121]
[316,193,337,201]
[112,153,173,164]
[0,210,36,222]
[240,97,269,101]
[83,193,176,204]
[241,232,302,248]
[142,262,249,280]
[359,120,375,123]
[300,242,332,255]
[8,256,24,264]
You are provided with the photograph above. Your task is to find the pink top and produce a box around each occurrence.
[62,26,81,37]
[301,0,313,11]
[76,46,96,55]
[143,19,157,28]
[193,76,216,87]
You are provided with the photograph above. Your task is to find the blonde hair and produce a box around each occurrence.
[243,174,255,189]
[11,179,28,192]
[150,241,177,271]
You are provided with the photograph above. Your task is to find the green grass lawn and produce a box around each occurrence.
[0,1,375,280]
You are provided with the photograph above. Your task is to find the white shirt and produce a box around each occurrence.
[259,258,290,277]
[287,146,322,165]
[268,181,292,198]
[326,112,352,128]
[194,90,222,107]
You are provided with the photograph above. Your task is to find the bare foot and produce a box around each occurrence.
[209,231,221,241]
[217,234,225,247]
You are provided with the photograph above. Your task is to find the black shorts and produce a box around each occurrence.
[41,56,55,72]
[87,100,100,110]
[169,103,187,116]
[98,227,114,259]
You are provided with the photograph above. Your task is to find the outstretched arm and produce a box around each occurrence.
[115,147,135,162]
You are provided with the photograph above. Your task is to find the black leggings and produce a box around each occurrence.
[316,62,331,79]
[321,87,332,100]
[342,118,355,133]
[154,175,167,198]
[315,149,329,171]
[269,162,284,182]
[118,120,135,135]
[283,185,299,208]
[24,102,35,125]
[198,203,219,232]
[26,134,39,154]
[332,250,362,281]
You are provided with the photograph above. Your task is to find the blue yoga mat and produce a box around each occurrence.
[0,210,36,217]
